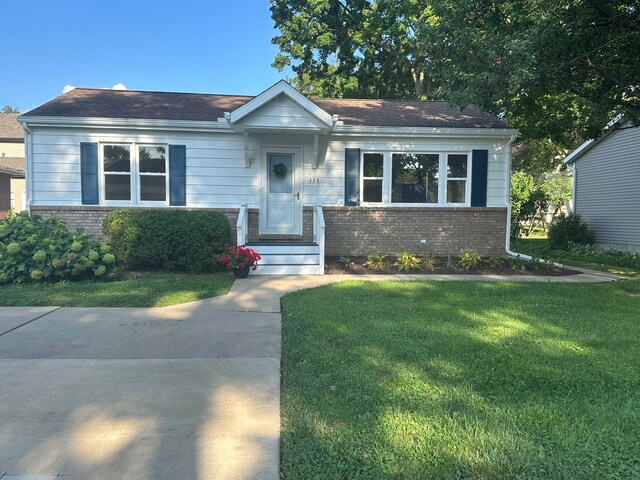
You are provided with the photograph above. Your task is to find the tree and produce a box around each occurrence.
[1,105,20,113]
[270,0,442,98]
[431,0,640,144]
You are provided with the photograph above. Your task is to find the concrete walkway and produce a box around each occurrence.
[0,267,623,479]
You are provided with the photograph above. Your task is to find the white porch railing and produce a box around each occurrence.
[236,204,248,245]
[313,205,325,274]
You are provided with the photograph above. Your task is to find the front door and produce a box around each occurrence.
[261,148,302,235]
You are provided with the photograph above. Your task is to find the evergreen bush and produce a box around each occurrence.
[104,209,232,272]
[548,214,596,250]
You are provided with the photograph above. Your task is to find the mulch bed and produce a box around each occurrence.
[325,256,579,276]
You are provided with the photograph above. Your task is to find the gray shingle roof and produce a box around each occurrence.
[0,156,25,175]
[23,88,510,129]
[0,113,24,141]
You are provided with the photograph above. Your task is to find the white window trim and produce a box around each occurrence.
[359,151,473,207]
[99,142,169,206]
[444,153,472,207]
[360,153,385,205]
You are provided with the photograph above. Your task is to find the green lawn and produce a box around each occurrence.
[281,279,640,479]
[0,271,235,307]
[513,237,640,277]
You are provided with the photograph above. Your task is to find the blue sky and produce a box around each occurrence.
[1,0,292,112]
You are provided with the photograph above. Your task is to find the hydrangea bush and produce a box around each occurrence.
[0,212,118,284]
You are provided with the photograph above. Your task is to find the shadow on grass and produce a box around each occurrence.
[281,280,640,479]
[0,272,235,307]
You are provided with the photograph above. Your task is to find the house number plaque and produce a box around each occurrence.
[307,177,321,184]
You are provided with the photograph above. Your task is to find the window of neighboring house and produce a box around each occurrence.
[102,144,168,204]
[362,153,384,203]
[446,154,468,204]
[392,153,439,204]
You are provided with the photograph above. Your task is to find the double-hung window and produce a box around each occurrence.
[361,151,471,206]
[446,154,468,204]
[101,144,168,205]
[362,153,384,203]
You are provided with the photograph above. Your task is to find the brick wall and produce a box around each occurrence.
[246,208,314,243]
[31,206,239,241]
[30,205,507,256]
[323,206,507,256]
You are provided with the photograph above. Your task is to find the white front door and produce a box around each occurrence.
[261,148,302,235]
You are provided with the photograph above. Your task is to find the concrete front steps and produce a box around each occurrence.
[248,242,322,275]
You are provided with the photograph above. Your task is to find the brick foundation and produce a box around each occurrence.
[323,206,507,256]
[247,208,314,243]
[31,205,507,256]
[30,206,240,241]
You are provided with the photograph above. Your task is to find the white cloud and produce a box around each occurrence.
[112,83,127,90]
[62,84,75,94]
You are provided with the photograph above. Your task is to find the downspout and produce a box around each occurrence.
[504,134,563,267]
[20,121,33,215]
[503,134,531,259]
[567,163,576,214]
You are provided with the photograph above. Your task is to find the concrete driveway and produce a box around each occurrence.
[0,296,281,479]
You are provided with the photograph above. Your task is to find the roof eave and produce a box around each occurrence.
[17,115,233,132]
[333,125,518,138]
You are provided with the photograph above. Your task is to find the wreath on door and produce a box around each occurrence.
[272,162,288,179]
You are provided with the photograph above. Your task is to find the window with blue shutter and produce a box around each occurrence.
[80,142,99,205]
[345,148,360,206]
[169,145,186,206]
[471,149,489,207]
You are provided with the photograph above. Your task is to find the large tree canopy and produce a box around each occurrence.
[271,0,640,145]
[270,0,441,99]
[432,0,640,144]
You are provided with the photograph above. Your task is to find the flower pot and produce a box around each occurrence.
[233,265,251,279]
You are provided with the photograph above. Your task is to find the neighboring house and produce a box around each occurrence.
[18,81,517,274]
[563,119,640,253]
[0,113,26,217]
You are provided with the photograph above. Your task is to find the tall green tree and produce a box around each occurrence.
[270,0,441,98]
[431,0,640,144]
[1,105,20,113]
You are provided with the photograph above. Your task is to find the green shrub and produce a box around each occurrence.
[338,256,355,269]
[104,209,232,272]
[421,254,436,271]
[0,212,118,284]
[364,254,386,271]
[459,252,481,271]
[394,252,421,272]
[548,214,596,250]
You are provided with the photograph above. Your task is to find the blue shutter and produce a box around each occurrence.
[344,148,360,206]
[169,145,186,206]
[80,142,99,205]
[471,149,488,207]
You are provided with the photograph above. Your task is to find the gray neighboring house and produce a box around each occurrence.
[564,119,640,253]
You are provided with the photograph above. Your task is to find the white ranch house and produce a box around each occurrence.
[19,81,517,274]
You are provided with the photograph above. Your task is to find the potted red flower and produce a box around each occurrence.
[218,245,261,278]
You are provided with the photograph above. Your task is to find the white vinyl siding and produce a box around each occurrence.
[28,127,510,209]
[574,126,640,249]
[236,95,329,130]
